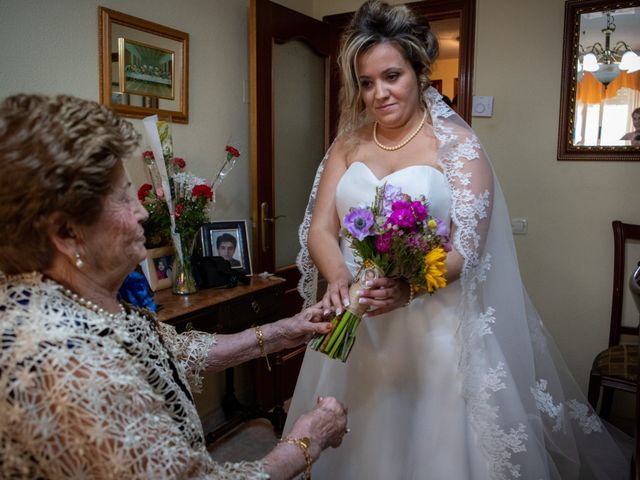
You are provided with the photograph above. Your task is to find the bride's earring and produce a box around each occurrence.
[74,252,84,269]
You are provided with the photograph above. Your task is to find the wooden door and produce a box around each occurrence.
[249,0,338,317]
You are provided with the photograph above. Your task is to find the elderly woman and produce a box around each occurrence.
[0,94,347,479]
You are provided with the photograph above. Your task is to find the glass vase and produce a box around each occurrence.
[172,232,198,295]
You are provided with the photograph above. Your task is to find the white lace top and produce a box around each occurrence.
[0,273,269,479]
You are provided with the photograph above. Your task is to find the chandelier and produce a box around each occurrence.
[577,10,640,88]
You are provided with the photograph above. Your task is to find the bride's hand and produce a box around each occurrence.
[321,278,351,316]
[356,277,410,317]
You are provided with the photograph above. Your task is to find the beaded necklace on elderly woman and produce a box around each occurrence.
[58,284,127,320]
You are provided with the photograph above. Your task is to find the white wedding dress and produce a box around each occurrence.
[286,161,489,479]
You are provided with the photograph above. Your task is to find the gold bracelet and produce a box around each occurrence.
[404,283,416,306]
[253,325,271,372]
[280,436,312,479]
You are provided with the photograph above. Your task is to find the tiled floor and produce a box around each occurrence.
[208,418,280,463]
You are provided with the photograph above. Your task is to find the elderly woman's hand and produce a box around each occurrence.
[355,276,410,317]
[266,305,332,353]
[263,396,348,480]
[287,396,349,457]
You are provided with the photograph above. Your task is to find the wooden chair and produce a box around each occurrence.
[587,221,640,417]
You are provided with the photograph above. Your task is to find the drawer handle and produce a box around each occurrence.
[251,300,260,314]
[185,321,194,331]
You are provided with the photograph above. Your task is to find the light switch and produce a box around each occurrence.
[472,96,494,117]
[511,218,528,235]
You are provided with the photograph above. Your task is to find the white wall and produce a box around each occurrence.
[0,0,251,222]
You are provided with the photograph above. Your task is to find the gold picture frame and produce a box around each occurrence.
[99,6,189,123]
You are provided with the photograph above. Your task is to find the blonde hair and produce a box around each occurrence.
[337,0,439,137]
[0,94,140,274]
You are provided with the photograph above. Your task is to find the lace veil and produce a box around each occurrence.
[296,88,628,478]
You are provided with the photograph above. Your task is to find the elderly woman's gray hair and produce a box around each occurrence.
[336,0,439,136]
[0,94,140,275]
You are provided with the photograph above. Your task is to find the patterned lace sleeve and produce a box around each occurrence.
[156,321,217,394]
[1,325,267,479]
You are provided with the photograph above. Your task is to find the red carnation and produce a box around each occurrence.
[192,184,213,201]
[175,203,185,218]
[172,157,186,169]
[225,145,240,158]
[137,183,153,202]
[143,150,155,160]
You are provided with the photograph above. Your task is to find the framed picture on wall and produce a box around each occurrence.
[118,37,175,100]
[201,220,252,275]
[99,6,189,123]
[146,246,175,291]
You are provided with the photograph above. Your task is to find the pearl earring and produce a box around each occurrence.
[74,253,84,269]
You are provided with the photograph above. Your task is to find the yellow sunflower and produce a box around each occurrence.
[424,246,447,293]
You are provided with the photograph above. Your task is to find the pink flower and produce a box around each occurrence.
[410,201,427,222]
[388,207,416,230]
[375,232,392,253]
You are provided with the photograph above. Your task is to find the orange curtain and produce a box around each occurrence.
[576,71,640,104]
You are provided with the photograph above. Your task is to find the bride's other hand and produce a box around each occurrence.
[356,277,410,317]
[321,278,351,316]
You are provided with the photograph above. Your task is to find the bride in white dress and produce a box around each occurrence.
[286,1,629,478]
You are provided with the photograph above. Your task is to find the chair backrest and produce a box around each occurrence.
[609,220,640,346]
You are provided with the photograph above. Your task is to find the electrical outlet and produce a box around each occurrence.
[472,96,494,117]
[511,218,528,235]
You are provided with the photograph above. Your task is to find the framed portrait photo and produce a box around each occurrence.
[146,246,175,291]
[201,220,252,275]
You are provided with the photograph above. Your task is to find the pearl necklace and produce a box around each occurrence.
[60,286,126,320]
[373,110,427,151]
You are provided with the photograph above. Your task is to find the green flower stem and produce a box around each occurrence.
[327,313,353,358]
[323,313,350,353]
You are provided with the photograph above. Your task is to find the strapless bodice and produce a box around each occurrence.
[336,161,451,227]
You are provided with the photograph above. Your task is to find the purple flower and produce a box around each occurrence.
[344,207,374,241]
[382,184,403,213]
[435,217,449,237]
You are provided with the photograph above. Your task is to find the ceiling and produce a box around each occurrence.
[579,7,640,52]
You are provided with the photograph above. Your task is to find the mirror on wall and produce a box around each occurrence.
[558,0,640,160]
[98,7,189,123]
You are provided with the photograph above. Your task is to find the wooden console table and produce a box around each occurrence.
[155,276,288,443]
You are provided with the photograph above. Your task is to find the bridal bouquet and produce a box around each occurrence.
[309,183,450,361]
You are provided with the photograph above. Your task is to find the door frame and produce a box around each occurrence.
[249,0,338,313]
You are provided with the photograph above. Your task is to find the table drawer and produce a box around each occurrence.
[170,284,283,334]
[223,288,282,329]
